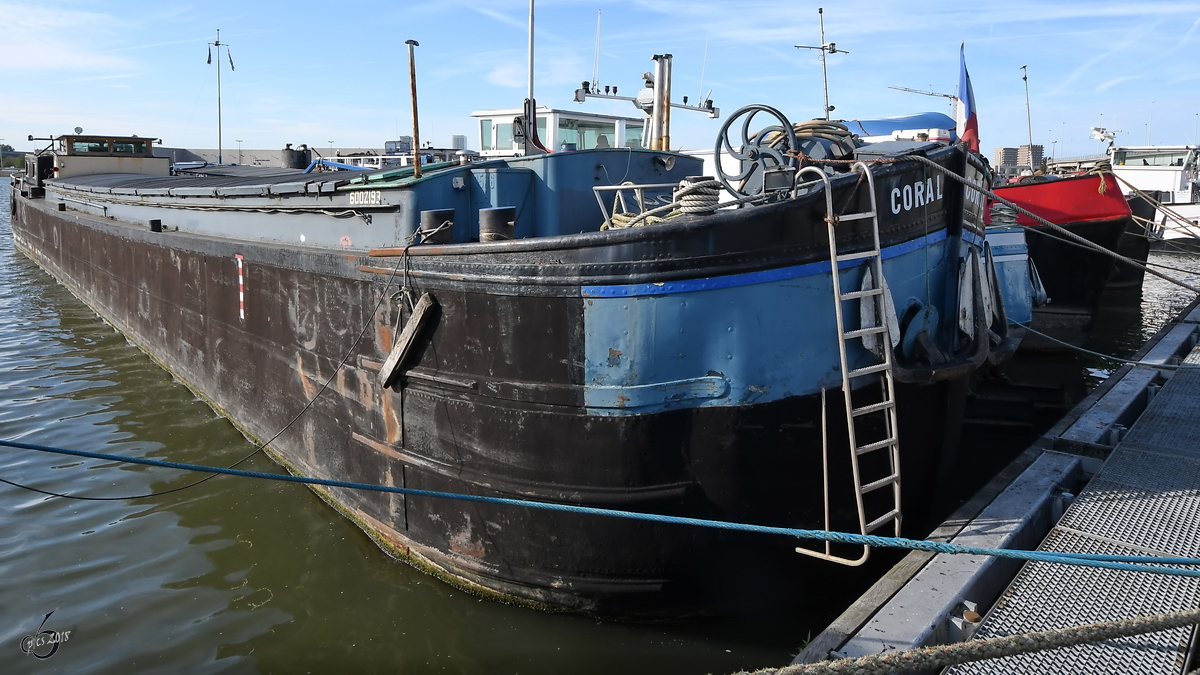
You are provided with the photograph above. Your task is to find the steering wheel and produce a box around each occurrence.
[714,104,798,198]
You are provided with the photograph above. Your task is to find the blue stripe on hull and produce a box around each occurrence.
[581,229,949,298]
[582,237,952,415]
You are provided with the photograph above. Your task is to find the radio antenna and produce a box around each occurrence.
[795,8,848,120]
[698,38,709,107]
[591,10,602,90]
[207,29,235,164]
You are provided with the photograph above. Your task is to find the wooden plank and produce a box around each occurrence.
[377,292,437,390]
[791,446,1043,665]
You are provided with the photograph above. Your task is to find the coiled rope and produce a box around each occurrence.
[738,606,1200,675]
[675,176,721,215]
[5,438,1200,577]
[605,179,764,229]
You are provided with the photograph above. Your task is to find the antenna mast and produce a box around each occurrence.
[207,29,234,165]
[795,8,848,121]
[1021,65,1033,154]
[591,10,601,90]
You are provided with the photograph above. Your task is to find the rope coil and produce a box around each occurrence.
[675,176,721,215]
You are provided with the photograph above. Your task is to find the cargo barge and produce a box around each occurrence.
[10,114,1003,616]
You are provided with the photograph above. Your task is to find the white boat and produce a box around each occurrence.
[1107,144,1200,240]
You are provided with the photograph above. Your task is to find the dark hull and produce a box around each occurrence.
[995,174,1132,342]
[1109,192,1158,289]
[10,144,988,616]
[1025,217,1126,332]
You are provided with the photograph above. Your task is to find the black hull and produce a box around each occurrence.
[9,144,987,616]
[1109,193,1157,289]
[1026,217,1126,342]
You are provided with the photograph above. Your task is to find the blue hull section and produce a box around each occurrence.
[582,235,952,414]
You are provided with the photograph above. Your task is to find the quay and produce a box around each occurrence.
[792,298,1200,672]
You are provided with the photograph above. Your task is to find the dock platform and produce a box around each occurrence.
[794,301,1200,672]
[947,345,1200,673]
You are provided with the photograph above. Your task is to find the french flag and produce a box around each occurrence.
[956,43,979,153]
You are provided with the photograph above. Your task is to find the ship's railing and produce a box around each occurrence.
[592,182,678,229]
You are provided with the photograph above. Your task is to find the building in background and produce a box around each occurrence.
[993,147,1018,167]
[451,135,467,150]
[1018,144,1044,169]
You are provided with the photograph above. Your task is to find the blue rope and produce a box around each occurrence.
[3,437,1200,577]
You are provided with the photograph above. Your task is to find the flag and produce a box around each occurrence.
[207,45,212,64]
[228,49,235,72]
[956,43,979,153]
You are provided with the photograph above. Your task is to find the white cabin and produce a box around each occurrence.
[471,107,645,158]
[1109,145,1197,205]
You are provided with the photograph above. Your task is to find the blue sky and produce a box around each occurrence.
[3,0,1199,158]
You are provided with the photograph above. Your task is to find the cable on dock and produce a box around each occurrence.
[737,605,1200,674]
[4,437,1200,577]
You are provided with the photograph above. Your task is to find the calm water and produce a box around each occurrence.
[2,178,1196,674]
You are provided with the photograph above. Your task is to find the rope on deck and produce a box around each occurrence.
[737,606,1200,675]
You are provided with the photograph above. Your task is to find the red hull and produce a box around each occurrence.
[995,173,1132,225]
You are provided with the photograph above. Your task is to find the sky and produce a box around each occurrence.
[2,0,1199,159]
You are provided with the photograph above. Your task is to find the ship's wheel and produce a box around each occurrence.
[715,104,798,198]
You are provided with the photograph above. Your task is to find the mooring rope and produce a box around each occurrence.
[901,153,1200,296]
[791,149,1200,296]
[1017,324,1200,370]
[739,606,1200,675]
[1108,171,1200,239]
[4,437,1200,577]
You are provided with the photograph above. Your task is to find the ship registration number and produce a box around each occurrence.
[349,190,382,206]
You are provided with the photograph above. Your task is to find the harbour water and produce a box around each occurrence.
[2,176,1198,674]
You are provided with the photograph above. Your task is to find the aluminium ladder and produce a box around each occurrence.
[794,164,902,566]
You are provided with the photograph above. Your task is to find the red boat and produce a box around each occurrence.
[993,172,1133,340]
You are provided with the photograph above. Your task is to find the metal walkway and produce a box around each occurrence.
[947,347,1200,674]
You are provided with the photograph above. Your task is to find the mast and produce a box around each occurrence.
[795,8,848,121]
[208,30,234,165]
[521,0,544,155]
[1021,65,1033,159]
[406,40,422,179]
[818,9,829,121]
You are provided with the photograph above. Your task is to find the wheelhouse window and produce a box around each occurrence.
[495,123,513,151]
[558,118,616,150]
[1116,150,1191,166]
[72,139,110,154]
[479,119,493,150]
[113,140,147,155]
[625,123,644,148]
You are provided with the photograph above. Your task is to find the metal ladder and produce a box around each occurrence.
[794,164,902,566]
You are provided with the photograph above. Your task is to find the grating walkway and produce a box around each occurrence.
[948,348,1200,674]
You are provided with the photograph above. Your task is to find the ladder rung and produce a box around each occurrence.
[851,400,895,417]
[865,509,901,534]
[836,250,878,263]
[844,325,888,340]
[855,437,897,455]
[840,288,883,300]
[860,474,900,495]
[847,362,891,378]
[837,212,876,222]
